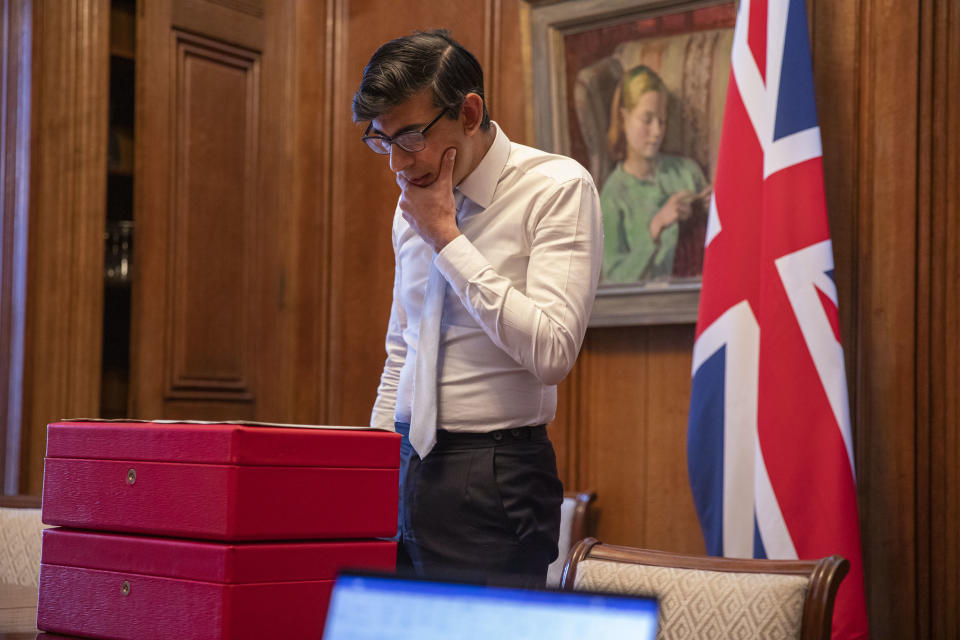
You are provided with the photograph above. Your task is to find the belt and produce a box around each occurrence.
[434,425,548,449]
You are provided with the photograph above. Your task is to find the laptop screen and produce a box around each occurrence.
[322,572,659,640]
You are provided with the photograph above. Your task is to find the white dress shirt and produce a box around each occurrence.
[370,123,603,433]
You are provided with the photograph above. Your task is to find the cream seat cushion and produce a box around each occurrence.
[573,557,809,639]
[0,507,44,588]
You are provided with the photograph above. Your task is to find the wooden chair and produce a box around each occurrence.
[545,491,596,588]
[561,537,849,640]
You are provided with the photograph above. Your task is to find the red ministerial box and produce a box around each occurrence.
[41,421,401,540]
[38,528,396,640]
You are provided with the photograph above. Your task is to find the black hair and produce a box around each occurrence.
[352,29,491,130]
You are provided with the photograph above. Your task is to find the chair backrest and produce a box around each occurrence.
[0,495,44,588]
[545,491,596,588]
[561,538,848,640]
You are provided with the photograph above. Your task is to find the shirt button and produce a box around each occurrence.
[492,432,504,441]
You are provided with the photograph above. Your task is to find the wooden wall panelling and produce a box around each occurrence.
[250,0,295,422]
[481,0,528,143]
[918,1,960,637]
[641,324,701,553]
[934,5,959,633]
[130,0,172,418]
[131,0,292,422]
[854,0,921,636]
[576,326,703,553]
[481,0,500,123]
[810,0,860,420]
[166,32,259,404]
[237,0,331,426]
[916,2,933,634]
[578,328,646,548]
[172,0,263,50]
[285,0,332,425]
[21,0,109,493]
[329,1,516,426]
[0,0,31,492]
[809,0,884,631]
[135,23,262,418]
[326,0,390,427]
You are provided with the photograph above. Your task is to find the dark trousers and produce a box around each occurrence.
[395,422,563,587]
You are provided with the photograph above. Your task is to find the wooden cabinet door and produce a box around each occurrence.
[130,0,291,420]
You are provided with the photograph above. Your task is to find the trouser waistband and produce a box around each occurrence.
[395,423,547,449]
[437,425,547,447]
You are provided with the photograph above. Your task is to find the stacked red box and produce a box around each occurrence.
[37,421,401,640]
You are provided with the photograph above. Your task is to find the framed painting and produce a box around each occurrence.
[526,0,736,326]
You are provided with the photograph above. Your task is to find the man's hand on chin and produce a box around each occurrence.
[397,148,462,253]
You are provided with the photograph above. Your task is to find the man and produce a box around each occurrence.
[354,30,602,585]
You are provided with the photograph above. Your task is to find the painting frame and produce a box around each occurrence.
[526,0,736,326]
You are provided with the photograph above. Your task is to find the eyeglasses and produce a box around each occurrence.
[362,108,449,155]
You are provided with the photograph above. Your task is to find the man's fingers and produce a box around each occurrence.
[438,148,456,186]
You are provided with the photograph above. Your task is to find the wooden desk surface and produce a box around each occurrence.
[0,583,88,638]
[0,583,37,635]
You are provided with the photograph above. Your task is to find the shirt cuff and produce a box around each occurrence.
[434,234,489,293]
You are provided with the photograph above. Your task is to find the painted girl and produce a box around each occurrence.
[600,65,710,284]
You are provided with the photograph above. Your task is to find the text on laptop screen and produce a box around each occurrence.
[322,573,658,640]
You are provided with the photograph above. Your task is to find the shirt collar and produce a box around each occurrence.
[456,122,510,210]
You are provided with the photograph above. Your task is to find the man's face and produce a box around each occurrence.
[369,90,466,188]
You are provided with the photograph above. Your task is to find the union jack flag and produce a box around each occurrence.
[687,0,868,638]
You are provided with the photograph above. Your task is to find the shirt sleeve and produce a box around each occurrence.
[435,176,603,386]
[370,215,406,430]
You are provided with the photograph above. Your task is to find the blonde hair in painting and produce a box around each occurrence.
[606,65,667,161]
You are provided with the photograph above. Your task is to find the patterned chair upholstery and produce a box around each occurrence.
[562,537,848,640]
[0,496,44,588]
[546,490,596,588]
